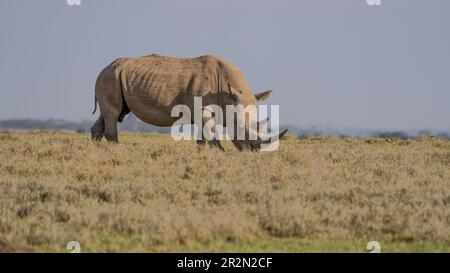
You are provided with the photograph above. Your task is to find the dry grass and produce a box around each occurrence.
[0,130,449,252]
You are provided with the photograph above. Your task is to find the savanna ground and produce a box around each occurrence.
[0,130,449,252]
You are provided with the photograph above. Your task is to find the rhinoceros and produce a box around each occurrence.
[91,54,287,151]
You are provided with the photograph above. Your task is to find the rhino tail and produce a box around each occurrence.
[92,96,97,114]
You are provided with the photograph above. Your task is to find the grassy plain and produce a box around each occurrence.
[0,131,449,252]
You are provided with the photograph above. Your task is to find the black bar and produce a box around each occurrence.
[0,253,445,272]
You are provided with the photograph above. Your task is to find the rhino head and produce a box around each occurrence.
[223,85,288,151]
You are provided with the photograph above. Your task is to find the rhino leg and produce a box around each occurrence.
[95,69,124,143]
[231,140,244,151]
[103,101,129,142]
[103,117,118,142]
[90,114,105,141]
[196,139,206,146]
[101,100,121,142]
[208,139,225,152]
[196,134,224,152]
[198,110,225,152]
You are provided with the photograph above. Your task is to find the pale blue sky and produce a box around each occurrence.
[0,0,449,131]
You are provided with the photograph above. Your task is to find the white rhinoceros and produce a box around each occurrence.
[91,54,286,151]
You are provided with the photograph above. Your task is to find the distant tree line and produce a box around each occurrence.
[0,116,448,139]
[0,115,169,133]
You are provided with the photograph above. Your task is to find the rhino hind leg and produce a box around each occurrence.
[104,118,118,142]
[101,102,121,143]
[102,94,128,142]
[90,114,105,141]
[94,62,126,143]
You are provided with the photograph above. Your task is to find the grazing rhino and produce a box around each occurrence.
[91,54,287,151]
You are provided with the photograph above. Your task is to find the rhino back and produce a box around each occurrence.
[110,54,255,125]
[120,55,219,108]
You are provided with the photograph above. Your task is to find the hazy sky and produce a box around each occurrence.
[1,0,449,131]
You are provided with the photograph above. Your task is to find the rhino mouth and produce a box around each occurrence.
[232,128,288,151]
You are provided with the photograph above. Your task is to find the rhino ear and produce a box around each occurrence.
[254,90,272,102]
[228,84,243,101]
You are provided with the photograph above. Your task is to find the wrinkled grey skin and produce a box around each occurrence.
[91,54,286,151]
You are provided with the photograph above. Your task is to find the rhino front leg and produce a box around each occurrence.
[201,110,225,152]
[208,139,225,152]
[196,132,224,152]
[196,138,206,147]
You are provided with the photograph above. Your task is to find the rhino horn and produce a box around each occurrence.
[261,129,288,144]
